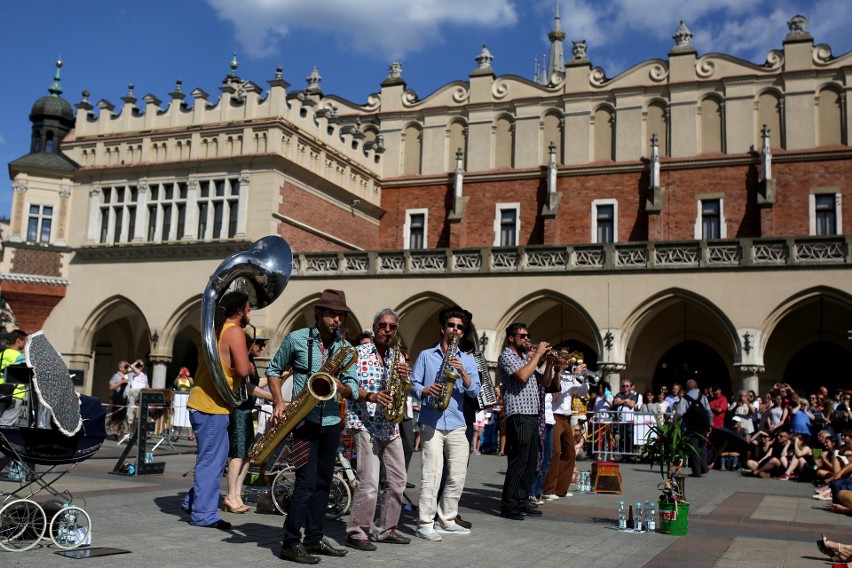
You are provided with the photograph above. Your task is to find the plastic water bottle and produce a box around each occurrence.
[644,500,652,532]
[634,501,643,532]
[617,501,626,530]
[145,452,154,464]
[583,472,591,493]
[647,502,656,532]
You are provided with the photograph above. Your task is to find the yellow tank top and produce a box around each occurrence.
[187,322,239,414]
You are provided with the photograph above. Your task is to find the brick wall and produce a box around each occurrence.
[278,181,379,252]
[1,281,66,334]
[379,155,852,248]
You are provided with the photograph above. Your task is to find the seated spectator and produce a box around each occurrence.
[718,416,750,471]
[777,434,813,480]
[573,424,586,461]
[744,430,790,478]
[815,431,842,481]
[832,392,852,442]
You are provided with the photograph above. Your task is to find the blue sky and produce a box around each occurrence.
[2,0,850,219]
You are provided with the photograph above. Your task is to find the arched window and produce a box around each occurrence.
[645,102,668,157]
[403,124,422,175]
[594,107,615,162]
[44,132,54,153]
[757,91,782,149]
[818,87,843,146]
[542,113,562,165]
[494,116,514,168]
[699,97,723,154]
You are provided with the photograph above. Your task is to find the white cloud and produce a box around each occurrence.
[206,0,519,59]
[0,134,5,145]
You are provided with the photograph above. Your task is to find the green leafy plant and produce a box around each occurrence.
[644,414,702,484]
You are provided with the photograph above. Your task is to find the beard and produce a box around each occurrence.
[239,313,250,328]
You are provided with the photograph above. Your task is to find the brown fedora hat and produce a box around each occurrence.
[315,289,351,313]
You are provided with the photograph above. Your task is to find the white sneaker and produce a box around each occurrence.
[435,522,471,535]
[562,492,573,497]
[415,526,443,541]
[542,494,560,501]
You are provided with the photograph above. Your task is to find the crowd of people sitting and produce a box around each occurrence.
[677,382,851,516]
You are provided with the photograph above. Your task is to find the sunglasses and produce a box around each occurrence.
[515,333,529,339]
[377,323,398,331]
[446,323,465,331]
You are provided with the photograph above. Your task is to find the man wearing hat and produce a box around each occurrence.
[267,289,360,564]
[410,306,481,541]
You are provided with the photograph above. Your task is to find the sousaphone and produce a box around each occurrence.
[201,235,293,407]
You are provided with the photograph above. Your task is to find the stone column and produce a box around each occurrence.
[149,355,172,390]
[9,180,28,242]
[85,185,103,244]
[735,365,764,395]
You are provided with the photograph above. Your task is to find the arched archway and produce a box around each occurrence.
[79,296,152,401]
[762,288,852,393]
[623,289,736,394]
[395,293,479,360]
[274,293,364,346]
[161,295,202,385]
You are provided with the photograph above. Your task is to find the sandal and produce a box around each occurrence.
[223,497,249,514]
[817,536,852,562]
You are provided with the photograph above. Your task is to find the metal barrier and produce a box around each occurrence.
[587,410,662,461]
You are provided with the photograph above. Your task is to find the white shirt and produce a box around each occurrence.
[551,372,589,416]
[544,393,555,425]
[129,371,148,389]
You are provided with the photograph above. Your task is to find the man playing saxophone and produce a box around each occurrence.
[344,308,412,551]
[410,306,480,541]
[266,289,360,564]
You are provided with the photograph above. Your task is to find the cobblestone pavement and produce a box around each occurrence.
[1,439,850,567]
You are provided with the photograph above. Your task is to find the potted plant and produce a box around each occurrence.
[643,414,701,535]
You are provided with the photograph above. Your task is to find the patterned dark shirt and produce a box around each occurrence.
[498,346,541,416]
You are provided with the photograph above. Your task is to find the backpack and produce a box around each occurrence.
[682,394,711,433]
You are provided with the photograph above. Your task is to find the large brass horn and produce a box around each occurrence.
[201,235,293,408]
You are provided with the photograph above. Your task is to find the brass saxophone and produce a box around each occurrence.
[381,336,411,424]
[248,341,357,467]
[432,334,460,412]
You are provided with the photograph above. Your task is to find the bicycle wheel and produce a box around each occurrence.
[326,473,351,520]
[0,499,47,552]
[49,506,92,550]
[271,465,296,516]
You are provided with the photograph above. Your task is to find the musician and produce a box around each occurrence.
[497,323,556,520]
[266,289,360,564]
[410,306,480,541]
[542,358,589,500]
[344,308,411,550]
[181,291,253,530]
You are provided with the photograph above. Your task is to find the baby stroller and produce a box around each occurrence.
[0,331,106,552]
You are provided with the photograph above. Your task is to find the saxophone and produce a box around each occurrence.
[432,334,460,412]
[381,336,411,424]
[248,341,357,467]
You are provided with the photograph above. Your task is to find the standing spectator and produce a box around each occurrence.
[0,330,28,425]
[224,332,273,514]
[613,379,639,455]
[730,391,755,435]
[709,386,728,429]
[125,359,149,427]
[664,383,682,414]
[675,379,712,477]
[108,361,131,440]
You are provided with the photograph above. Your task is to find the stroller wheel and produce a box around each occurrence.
[49,505,92,549]
[0,499,47,552]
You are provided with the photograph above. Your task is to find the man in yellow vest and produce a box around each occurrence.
[0,329,27,478]
[0,329,27,425]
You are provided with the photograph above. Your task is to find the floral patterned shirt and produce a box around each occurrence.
[346,342,399,441]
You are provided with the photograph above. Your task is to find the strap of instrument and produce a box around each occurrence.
[290,330,316,469]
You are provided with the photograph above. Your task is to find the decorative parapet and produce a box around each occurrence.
[0,273,70,286]
[289,236,850,278]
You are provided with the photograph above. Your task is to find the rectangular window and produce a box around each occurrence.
[100,208,109,243]
[227,199,238,238]
[701,199,721,240]
[596,204,615,243]
[26,204,53,244]
[815,194,837,235]
[409,213,425,249]
[494,203,520,247]
[198,202,208,239]
[113,207,123,243]
[161,204,172,241]
[147,205,158,241]
[212,201,224,238]
[127,206,136,240]
[177,203,186,239]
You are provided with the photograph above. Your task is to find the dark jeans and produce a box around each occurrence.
[282,421,341,548]
[687,432,708,476]
[501,414,538,512]
[399,418,414,472]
